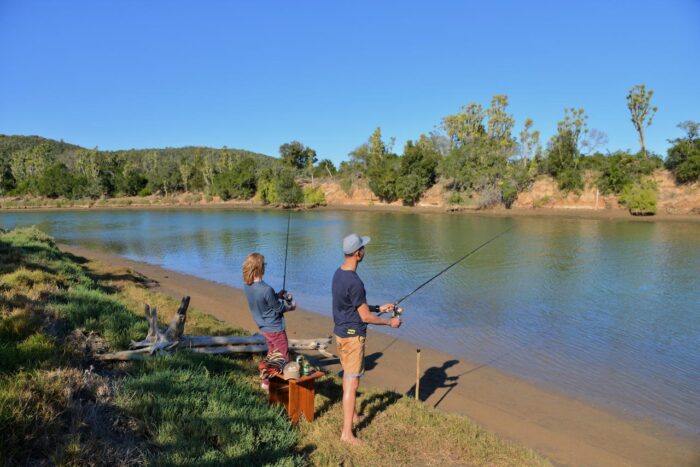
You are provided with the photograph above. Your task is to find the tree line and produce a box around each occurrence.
[0,137,319,205]
[1,84,698,212]
[330,84,697,214]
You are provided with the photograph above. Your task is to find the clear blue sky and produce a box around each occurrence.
[1,1,698,164]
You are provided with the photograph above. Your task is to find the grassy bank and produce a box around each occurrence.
[0,227,547,466]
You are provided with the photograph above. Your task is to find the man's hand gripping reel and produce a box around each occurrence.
[371,304,404,318]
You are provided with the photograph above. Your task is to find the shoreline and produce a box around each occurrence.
[61,243,700,466]
[2,198,700,223]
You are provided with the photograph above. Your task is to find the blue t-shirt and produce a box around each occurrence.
[332,268,368,337]
[243,280,286,332]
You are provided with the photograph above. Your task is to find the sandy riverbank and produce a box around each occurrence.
[60,243,699,466]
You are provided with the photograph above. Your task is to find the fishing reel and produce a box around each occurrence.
[371,304,404,318]
[278,290,295,308]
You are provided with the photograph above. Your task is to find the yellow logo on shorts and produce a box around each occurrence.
[346,329,356,335]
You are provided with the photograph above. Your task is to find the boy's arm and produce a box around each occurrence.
[265,287,289,315]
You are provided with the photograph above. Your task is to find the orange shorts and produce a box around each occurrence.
[336,335,366,378]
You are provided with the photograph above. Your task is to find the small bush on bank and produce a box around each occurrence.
[666,121,700,184]
[137,187,152,197]
[303,185,326,207]
[619,179,657,215]
[447,191,464,205]
[595,151,663,195]
[478,186,502,209]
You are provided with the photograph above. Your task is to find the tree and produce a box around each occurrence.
[279,141,317,170]
[518,118,540,167]
[275,169,303,206]
[544,108,589,192]
[355,128,401,202]
[74,149,103,197]
[396,135,439,206]
[627,84,658,158]
[200,152,216,193]
[442,103,486,148]
[178,158,194,192]
[439,96,519,201]
[666,121,700,184]
[10,142,54,185]
[211,157,257,200]
[313,159,337,178]
[35,163,84,198]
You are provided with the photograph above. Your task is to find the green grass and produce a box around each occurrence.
[298,378,547,467]
[0,227,301,465]
[118,353,302,466]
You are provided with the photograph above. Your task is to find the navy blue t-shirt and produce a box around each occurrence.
[332,268,367,337]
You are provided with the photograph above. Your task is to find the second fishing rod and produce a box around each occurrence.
[375,224,514,318]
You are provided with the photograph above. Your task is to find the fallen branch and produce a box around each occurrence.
[98,296,333,361]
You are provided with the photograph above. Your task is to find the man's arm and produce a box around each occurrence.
[358,303,400,328]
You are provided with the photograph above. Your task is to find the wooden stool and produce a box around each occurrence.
[269,371,325,423]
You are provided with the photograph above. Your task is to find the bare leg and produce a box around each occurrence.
[340,376,362,445]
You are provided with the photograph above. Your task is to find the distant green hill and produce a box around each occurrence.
[0,134,275,164]
[0,134,83,160]
[0,134,283,199]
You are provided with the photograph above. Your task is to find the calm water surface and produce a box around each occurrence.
[2,209,699,435]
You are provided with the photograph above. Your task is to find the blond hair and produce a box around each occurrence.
[242,253,265,285]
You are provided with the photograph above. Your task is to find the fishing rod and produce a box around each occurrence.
[282,208,291,292]
[280,209,294,306]
[378,224,515,318]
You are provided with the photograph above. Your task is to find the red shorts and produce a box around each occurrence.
[262,330,289,361]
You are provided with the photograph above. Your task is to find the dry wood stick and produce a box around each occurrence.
[415,348,421,400]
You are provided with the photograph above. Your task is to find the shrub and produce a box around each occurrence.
[35,164,85,199]
[556,167,585,192]
[368,156,400,203]
[666,121,700,184]
[275,170,303,206]
[398,173,426,206]
[596,152,663,194]
[211,158,257,200]
[447,191,463,205]
[257,169,303,206]
[303,186,326,206]
[137,187,152,197]
[340,177,353,195]
[500,179,518,208]
[477,186,501,209]
[619,179,657,215]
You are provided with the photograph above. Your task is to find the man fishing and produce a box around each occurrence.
[332,233,401,445]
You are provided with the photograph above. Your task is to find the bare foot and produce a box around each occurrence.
[340,433,363,446]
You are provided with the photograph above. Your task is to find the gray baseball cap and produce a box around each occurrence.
[342,233,371,255]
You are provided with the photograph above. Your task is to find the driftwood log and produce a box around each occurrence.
[98,296,333,361]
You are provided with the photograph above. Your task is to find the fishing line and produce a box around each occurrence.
[282,209,291,291]
[394,224,515,306]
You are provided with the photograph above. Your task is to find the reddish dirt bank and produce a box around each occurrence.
[62,244,700,467]
[319,169,700,216]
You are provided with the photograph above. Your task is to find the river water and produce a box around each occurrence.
[2,208,698,435]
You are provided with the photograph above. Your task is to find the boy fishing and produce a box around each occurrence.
[242,252,295,393]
